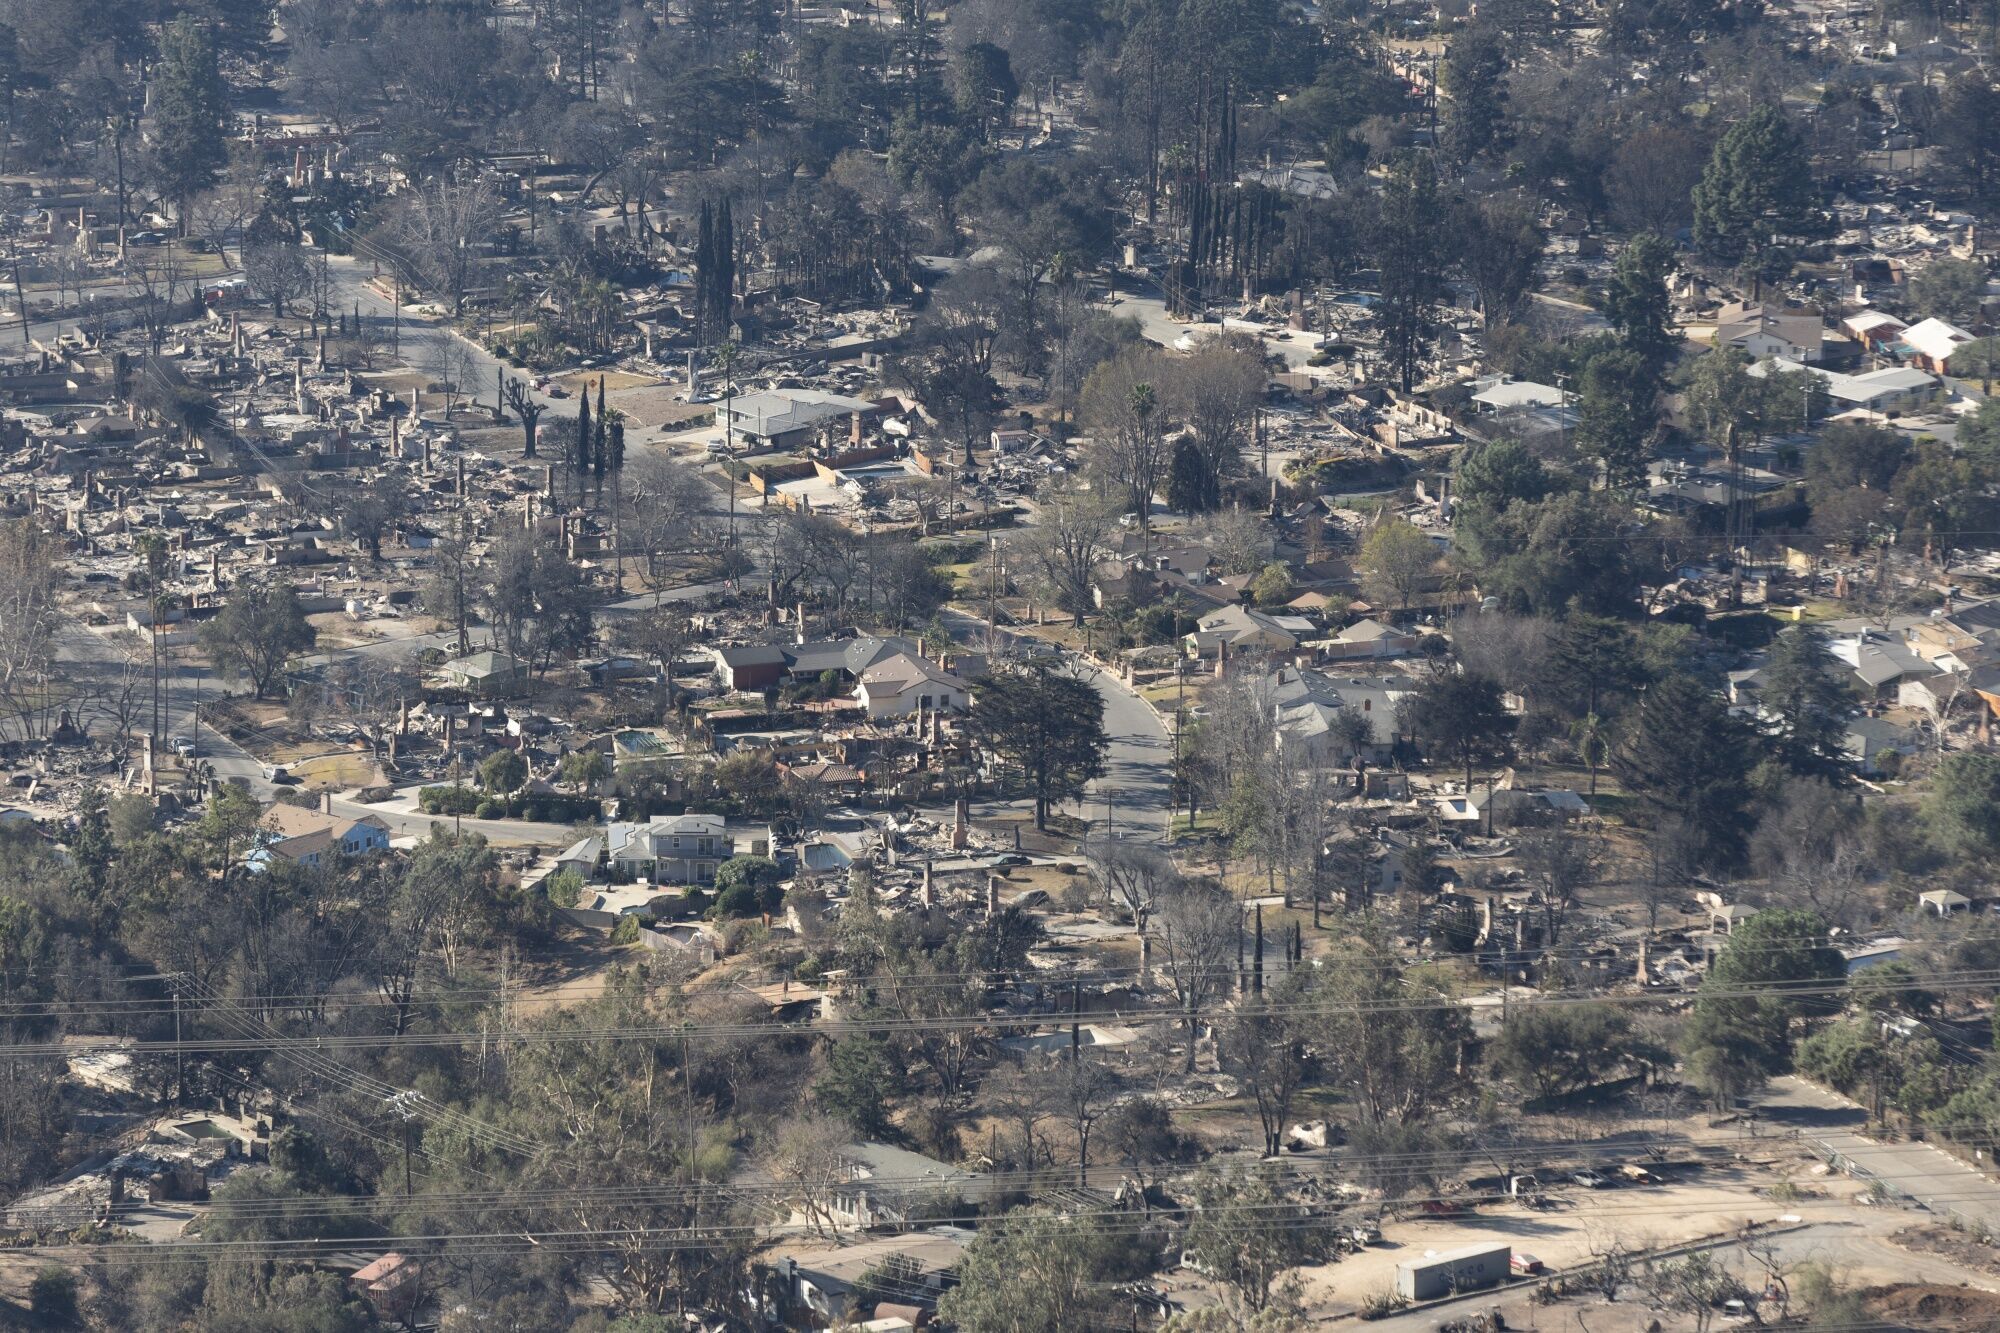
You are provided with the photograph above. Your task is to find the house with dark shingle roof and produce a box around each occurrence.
[713,636,921,692]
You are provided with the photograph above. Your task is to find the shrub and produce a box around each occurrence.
[714,855,782,895]
[30,1264,78,1323]
[714,882,766,918]
[1251,562,1295,607]
[609,915,642,945]
[480,749,528,794]
[559,750,607,788]
[546,869,584,909]
[475,799,503,819]
[418,785,481,815]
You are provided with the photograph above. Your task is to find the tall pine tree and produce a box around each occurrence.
[151,16,229,232]
[1759,626,1850,780]
[594,378,608,483]
[1614,674,1757,873]
[694,201,715,343]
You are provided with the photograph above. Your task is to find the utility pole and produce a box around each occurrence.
[11,250,27,346]
[170,973,185,1105]
[385,1090,420,1199]
[986,537,1003,656]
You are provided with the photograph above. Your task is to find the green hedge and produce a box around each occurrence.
[418,785,481,815]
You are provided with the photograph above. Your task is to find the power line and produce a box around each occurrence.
[6,965,1997,1058]
[2,924,1987,1026]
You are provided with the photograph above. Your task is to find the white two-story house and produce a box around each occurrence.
[602,813,773,884]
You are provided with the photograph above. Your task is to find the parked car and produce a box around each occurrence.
[1572,1170,1609,1189]
[1348,1223,1382,1246]
[1511,1253,1545,1275]
[1617,1164,1662,1185]
[1417,1198,1474,1218]
[171,738,197,759]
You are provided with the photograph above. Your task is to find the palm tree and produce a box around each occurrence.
[1570,711,1613,797]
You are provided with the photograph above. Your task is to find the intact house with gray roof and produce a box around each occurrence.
[1256,666,1411,765]
[600,813,774,884]
[713,635,920,692]
[723,389,880,451]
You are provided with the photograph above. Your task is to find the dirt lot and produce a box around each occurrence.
[1891,1223,2000,1279]
[1296,1171,1817,1318]
[1862,1282,2000,1330]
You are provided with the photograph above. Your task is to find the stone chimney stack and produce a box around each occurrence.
[986,874,1001,918]
[952,796,969,850]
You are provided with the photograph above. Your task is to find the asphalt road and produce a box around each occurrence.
[1761,1075,2000,1234]
[936,607,1172,840]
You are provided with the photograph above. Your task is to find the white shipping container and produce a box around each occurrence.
[1396,1243,1511,1301]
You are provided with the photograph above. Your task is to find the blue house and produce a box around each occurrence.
[248,801,392,871]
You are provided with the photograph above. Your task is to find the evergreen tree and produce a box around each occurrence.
[1684,908,1844,1106]
[1375,153,1446,392]
[594,378,608,482]
[1574,347,1659,492]
[1603,231,1677,371]
[575,392,592,475]
[1440,23,1509,166]
[1541,613,1640,719]
[1759,626,1850,780]
[1923,752,2000,862]
[968,663,1110,831]
[694,200,715,342]
[150,16,229,230]
[1935,72,2000,205]
[716,196,735,318]
[1164,434,1217,514]
[1614,674,1757,872]
[1692,105,1823,287]
[70,785,114,878]
[1407,670,1514,793]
